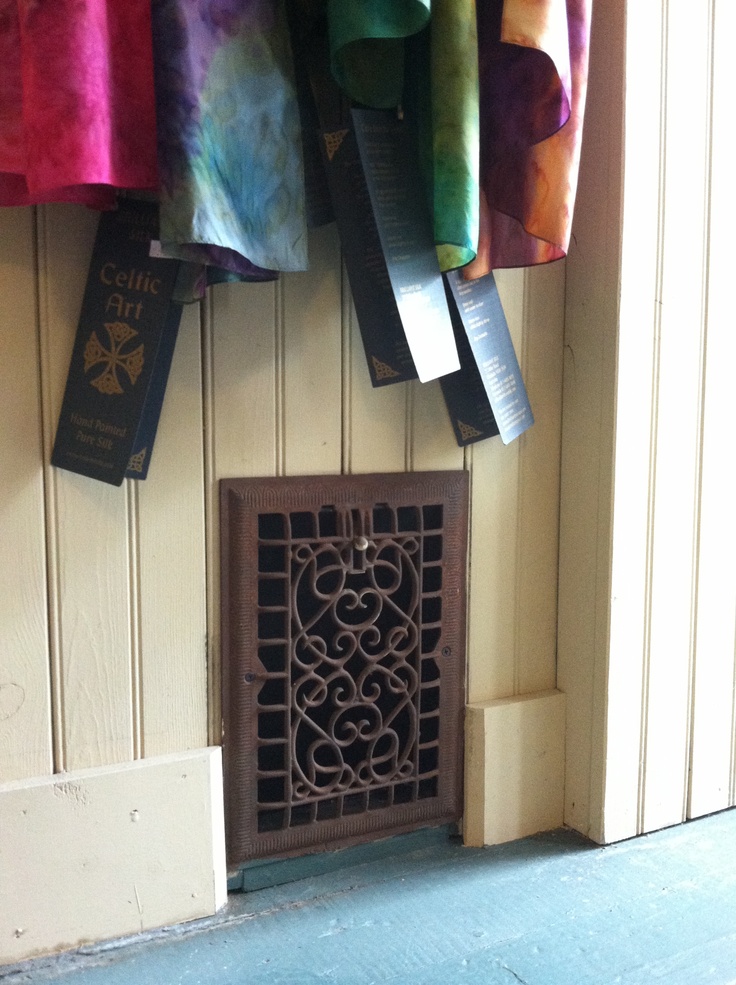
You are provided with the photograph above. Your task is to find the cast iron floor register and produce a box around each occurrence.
[220,471,468,868]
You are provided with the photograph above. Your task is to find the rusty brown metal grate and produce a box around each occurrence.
[220,471,468,868]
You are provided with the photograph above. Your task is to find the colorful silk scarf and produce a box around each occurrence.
[465,0,592,274]
[426,0,479,271]
[328,0,431,109]
[151,0,308,279]
[327,0,590,274]
[329,1,479,273]
[0,0,158,207]
[0,0,590,281]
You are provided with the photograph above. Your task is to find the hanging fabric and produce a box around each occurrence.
[409,0,480,272]
[0,0,158,207]
[151,0,308,280]
[429,0,479,271]
[328,0,431,109]
[464,0,592,274]
[328,0,479,272]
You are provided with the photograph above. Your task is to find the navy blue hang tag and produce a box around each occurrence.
[51,199,181,485]
[441,270,534,447]
[320,120,418,386]
[352,109,459,384]
[124,299,183,480]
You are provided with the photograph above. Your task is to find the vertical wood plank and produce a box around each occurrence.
[282,225,343,476]
[208,281,279,480]
[37,205,133,771]
[640,0,711,833]
[465,268,523,704]
[515,263,565,695]
[689,0,736,820]
[466,437,517,703]
[0,208,53,781]
[410,379,464,472]
[205,277,279,744]
[409,374,467,719]
[137,301,208,756]
[345,291,408,474]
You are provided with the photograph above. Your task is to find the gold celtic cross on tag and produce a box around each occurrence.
[84,321,144,395]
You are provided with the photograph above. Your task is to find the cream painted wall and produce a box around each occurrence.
[10,0,734,945]
[0,196,566,956]
[7,0,733,951]
[559,0,736,844]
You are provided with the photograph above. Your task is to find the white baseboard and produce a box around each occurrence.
[0,747,226,965]
[464,689,566,847]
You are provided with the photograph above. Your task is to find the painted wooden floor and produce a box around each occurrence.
[4,809,736,985]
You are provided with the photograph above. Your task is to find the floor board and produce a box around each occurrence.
[4,810,736,984]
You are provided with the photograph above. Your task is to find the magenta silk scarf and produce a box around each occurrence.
[0,0,158,208]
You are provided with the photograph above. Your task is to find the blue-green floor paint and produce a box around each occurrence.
[229,825,457,892]
[5,809,736,985]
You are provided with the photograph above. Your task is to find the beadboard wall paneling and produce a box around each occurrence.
[203,276,279,745]
[5,0,733,876]
[38,204,135,772]
[282,223,343,477]
[344,291,409,475]
[137,299,208,758]
[467,264,564,705]
[0,204,564,797]
[409,378,464,473]
[0,207,52,782]
[513,262,565,696]
[465,268,524,704]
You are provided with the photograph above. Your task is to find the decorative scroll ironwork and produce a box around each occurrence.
[221,473,468,866]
